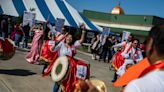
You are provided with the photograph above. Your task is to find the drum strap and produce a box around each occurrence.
[133,50,138,61]
[121,42,128,52]
[126,44,132,54]
[126,46,139,61]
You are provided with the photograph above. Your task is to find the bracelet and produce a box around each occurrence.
[82,30,86,33]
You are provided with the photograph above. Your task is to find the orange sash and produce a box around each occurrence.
[139,61,164,78]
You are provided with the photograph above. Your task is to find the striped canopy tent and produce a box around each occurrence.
[0,0,102,32]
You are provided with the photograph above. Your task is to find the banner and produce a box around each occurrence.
[122,31,131,42]
[102,27,110,36]
[23,11,36,27]
[55,18,65,32]
[86,32,95,38]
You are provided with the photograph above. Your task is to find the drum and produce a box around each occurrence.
[90,79,107,92]
[51,56,69,82]
[51,56,90,92]
[0,38,15,60]
[75,79,107,92]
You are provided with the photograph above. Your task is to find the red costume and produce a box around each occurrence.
[61,56,90,92]
[40,34,65,62]
[0,38,15,59]
[112,42,132,70]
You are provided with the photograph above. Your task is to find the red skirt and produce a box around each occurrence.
[61,56,90,92]
[42,51,59,76]
[40,40,56,63]
[112,52,125,70]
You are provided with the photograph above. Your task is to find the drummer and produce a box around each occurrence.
[41,24,68,74]
[50,24,86,92]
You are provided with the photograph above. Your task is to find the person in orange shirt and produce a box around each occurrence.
[124,24,164,92]
[113,57,150,86]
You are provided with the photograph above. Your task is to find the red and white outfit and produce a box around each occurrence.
[121,47,143,63]
[44,41,90,92]
[40,24,65,62]
[116,46,143,76]
[51,41,81,57]
[112,41,132,70]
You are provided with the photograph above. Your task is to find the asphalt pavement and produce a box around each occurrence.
[0,49,121,92]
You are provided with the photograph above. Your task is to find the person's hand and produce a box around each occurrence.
[80,23,86,30]
[80,80,99,92]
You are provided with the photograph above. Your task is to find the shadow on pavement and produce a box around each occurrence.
[0,69,36,76]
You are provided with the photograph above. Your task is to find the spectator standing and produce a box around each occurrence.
[91,34,100,60]
[1,18,8,38]
[23,24,30,48]
[14,23,24,47]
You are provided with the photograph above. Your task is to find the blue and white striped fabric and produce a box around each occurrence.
[0,0,102,32]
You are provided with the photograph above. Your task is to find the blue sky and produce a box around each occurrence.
[67,0,164,18]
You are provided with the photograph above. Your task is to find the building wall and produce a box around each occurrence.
[83,10,154,26]
[83,10,164,42]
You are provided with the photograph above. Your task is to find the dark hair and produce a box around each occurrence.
[132,38,140,44]
[148,24,164,55]
[35,23,44,30]
[64,33,75,45]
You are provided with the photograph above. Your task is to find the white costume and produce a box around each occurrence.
[121,47,143,63]
[124,70,164,92]
[51,41,81,57]
[113,41,132,53]
[117,47,143,76]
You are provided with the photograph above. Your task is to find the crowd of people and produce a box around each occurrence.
[79,24,164,92]
[90,32,146,82]
[0,16,31,49]
[1,15,164,92]
[0,16,89,92]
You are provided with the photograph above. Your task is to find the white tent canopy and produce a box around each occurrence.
[0,0,102,32]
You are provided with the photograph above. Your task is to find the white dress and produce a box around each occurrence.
[124,70,164,92]
[52,41,81,57]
